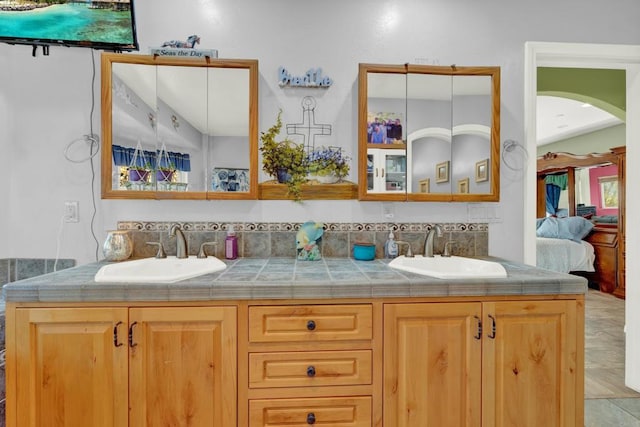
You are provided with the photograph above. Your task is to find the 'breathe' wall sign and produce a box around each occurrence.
[278,67,333,88]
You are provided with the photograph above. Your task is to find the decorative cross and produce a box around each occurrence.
[286,96,332,153]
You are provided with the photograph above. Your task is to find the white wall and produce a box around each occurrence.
[1,0,639,265]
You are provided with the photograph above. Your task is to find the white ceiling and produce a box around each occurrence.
[536,95,623,146]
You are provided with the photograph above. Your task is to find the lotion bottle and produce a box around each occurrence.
[225,225,238,260]
[384,231,398,258]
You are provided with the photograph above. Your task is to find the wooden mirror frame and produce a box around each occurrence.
[358,63,500,202]
[101,53,258,200]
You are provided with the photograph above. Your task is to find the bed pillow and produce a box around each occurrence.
[536,216,594,242]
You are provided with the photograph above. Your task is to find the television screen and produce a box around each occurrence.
[0,0,138,51]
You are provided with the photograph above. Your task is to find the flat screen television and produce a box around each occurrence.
[0,0,138,51]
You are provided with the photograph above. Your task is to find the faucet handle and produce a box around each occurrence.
[146,242,167,259]
[396,241,413,257]
[198,242,218,259]
[443,241,455,257]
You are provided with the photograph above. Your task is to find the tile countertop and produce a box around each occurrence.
[2,257,588,303]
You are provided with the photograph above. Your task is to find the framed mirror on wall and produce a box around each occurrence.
[101,53,258,200]
[358,63,501,202]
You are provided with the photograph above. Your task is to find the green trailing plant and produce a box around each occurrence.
[260,110,308,201]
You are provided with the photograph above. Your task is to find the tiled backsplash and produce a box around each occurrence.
[117,221,489,260]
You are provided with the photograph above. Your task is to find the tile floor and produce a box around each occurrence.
[585,289,640,426]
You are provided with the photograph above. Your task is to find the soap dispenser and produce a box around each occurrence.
[384,231,398,258]
[225,225,238,260]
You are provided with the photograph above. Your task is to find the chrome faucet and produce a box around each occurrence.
[424,225,443,257]
[169,224,188,259]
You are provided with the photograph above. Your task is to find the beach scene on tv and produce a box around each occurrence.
[0,0,136,47]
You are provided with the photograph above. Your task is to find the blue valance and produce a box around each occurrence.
[112,145,191,172]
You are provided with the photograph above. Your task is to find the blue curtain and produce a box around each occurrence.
[545,184,561,215]
[112,145,190,171]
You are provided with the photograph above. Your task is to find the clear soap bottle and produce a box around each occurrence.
[225,225,238,260]
[384,231,398,258]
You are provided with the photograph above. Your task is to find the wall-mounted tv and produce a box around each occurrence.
[0,0,138,51]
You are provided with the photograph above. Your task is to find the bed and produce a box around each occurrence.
[536,236,595,273]
[536,148,626,298]
[535,215,596,273]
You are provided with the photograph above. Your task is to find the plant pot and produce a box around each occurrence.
[128,169,149,182]
[308,172,339,184]
[276,168,291,184]
[156,169,175,182]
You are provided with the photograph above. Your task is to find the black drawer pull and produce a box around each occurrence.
[306,320,316,331]
[306,412,316,424]
[306,365,316,377]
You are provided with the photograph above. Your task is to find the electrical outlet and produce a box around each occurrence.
[64,201,79,223]
[382,202,395,220]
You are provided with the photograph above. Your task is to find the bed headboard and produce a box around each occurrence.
[536,147,624,218]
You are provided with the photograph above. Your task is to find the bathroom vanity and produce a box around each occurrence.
[3,258,586,427]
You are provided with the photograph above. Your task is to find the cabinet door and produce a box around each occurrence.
[384,303,482,427]
[367,148,406,194]
[482,300,579,427]
[129,306,237,426]
[14,308,129,427]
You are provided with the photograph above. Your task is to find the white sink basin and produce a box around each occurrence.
[389,255,507,279]
[95,256,227,283]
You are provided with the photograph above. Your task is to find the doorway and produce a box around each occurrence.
[523,42,640,392]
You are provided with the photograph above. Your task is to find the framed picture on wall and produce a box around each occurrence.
[457,177,470,194]
[599,175,618,208]
[419,178,430,193]
[435,161,450,183]
[475,158,489,182]
[211,168,250,192]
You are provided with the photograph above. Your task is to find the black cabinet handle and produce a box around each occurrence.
[474,315,482,340]
[128,321,138,347]
[306,412,316,425]
[113,321,124,347]
[488,314,496,339]
[306,365,316,377]
[306,320,316,331]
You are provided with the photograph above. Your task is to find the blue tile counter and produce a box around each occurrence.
[2,257,587,303]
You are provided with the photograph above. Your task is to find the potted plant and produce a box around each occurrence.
[307,146,350,183]
[156,163,176,182]
[128,165,150,182]
[260,110,308,201]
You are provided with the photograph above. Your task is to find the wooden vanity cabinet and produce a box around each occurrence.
[10,305,237,427]
[7,294,583,427]
[384,299,582,427]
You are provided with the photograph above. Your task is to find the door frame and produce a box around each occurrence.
[523,41,640,391]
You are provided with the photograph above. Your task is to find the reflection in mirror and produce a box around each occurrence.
[406,73,452,195]
[364,69,408,198]
[102,54,258,200]
[451,75,492,195]
[111,62,157,192]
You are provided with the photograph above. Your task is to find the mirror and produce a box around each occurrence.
[101,53,258,200]
[358,64,500,202]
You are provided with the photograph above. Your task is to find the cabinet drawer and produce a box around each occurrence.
[249,350,372,389]
[249,304,373,343]
[249,397,371,427]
